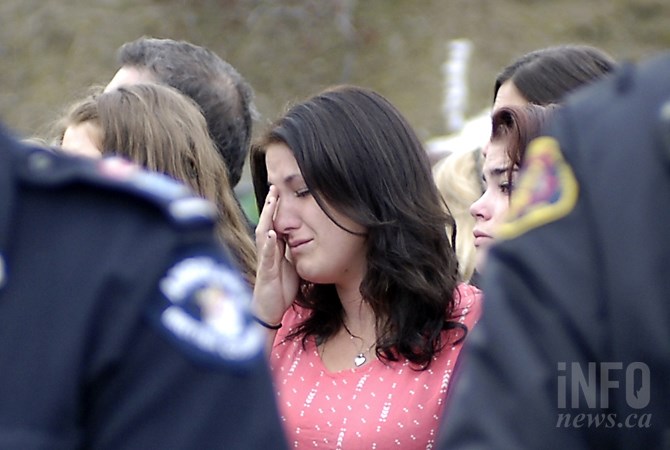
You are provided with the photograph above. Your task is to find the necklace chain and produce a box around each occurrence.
[342,321,375,367]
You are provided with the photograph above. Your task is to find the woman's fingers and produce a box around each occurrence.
[253,185,298,314]
[258,229,278,279]
[255,186,277,248]
[253,229,285,323]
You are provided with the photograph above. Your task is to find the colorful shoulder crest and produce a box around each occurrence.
[148,254,264,369]
[497,137,579,240]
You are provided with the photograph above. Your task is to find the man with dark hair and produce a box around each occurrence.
[0,125,286,449]
[106,37,256,189]
[439,52,670,449]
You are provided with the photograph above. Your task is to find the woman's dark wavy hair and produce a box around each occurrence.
[251,85,464,369]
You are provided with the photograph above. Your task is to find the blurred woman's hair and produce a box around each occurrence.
[55,83,256,285]
[494,44,617,105]
[433,148,483,283]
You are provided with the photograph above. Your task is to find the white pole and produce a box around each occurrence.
[442,39,473,133]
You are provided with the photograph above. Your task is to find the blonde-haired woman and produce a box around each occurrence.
[432,147,483,284]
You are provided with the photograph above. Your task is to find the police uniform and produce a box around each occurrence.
[438,53,670,449]
[0,127,287,449]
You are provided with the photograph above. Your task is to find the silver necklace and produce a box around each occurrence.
[342,322,375,367]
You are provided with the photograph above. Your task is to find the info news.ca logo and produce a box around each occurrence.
[556,362,652,429]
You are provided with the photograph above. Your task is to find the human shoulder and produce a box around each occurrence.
[453,283,481,313]
[448,283,482,336]
[450,283,482,329]
[273,304,309,344]
[11,144,265,367]
[15,145,217,229]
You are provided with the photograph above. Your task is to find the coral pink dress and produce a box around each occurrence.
[270,283,482,449]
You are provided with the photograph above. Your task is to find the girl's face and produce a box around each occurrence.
[469,138,517,271]
[264,142,367,287]
[61,122,103,158]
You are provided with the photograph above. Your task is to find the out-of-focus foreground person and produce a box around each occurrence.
[251,85,482,449]
[106,36,256,189]
[0,124,286,449]
[57,83,256,285]
[439,52,670,449]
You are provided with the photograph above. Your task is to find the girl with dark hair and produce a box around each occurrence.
[250,85,481,449]
[470,104,559,271]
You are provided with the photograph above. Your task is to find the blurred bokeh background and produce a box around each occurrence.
[2,0,669,219]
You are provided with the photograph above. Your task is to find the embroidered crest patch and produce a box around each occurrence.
[150,255,264,367]
[497,137,579,239]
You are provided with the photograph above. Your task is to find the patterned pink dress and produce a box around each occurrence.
[270,283,482,449]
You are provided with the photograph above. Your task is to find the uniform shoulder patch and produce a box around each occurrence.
[497,136,579,240]
[148,253,264,368]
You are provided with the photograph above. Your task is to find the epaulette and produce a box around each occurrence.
[16,147,217,228]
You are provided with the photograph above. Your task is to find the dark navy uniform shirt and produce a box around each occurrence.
[439,53,670,449]
[0,127,287,449]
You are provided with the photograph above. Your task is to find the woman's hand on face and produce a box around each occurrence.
[253,186,300,325]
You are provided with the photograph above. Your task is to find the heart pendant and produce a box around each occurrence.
[354,354,367,367]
